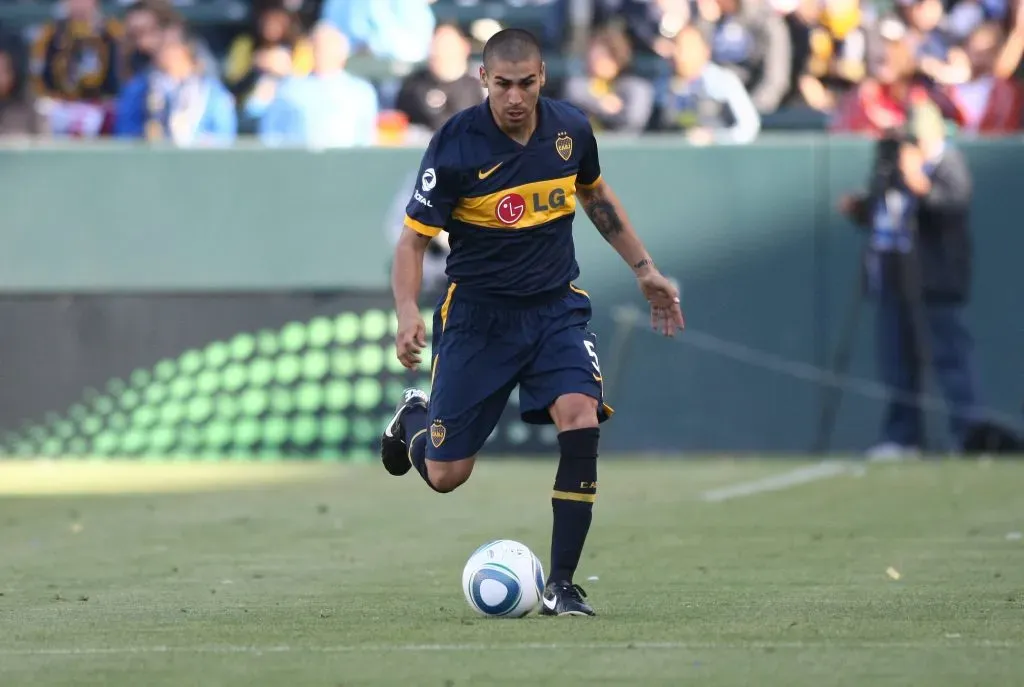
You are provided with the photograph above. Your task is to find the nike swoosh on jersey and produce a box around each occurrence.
[477,162,503,179]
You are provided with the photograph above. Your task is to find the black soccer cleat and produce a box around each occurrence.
[539,581,595,617]
[380,388,429,476]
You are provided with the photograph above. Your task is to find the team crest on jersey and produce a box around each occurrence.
[555,132,573,161]
[430,420,446,448]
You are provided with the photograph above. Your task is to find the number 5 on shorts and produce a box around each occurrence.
[584,339,601,378]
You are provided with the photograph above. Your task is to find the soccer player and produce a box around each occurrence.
[379,28,684,617]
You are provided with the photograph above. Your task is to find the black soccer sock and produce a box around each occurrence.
[401,405,434,488]
[549,427,599,585]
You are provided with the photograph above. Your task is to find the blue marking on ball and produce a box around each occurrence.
[469,562,523,617]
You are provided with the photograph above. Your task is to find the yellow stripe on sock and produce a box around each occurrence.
[552,489,596,503]
[408,429,427,465]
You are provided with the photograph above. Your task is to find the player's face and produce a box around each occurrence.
[480,58,545,130]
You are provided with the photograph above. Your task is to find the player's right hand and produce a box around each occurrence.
[396,309,427,369]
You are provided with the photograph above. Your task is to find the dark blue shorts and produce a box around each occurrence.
[426,283,613,461]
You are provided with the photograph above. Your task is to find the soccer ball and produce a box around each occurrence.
[461,539,545,618]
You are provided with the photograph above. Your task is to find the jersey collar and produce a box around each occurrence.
[473,97,555,150]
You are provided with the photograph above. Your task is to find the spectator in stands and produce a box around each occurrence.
[946,22,1023,133]
[0,42,45,137]
[394,23,483,134]
[691,0,793,114]
[224,1,314,127]
[653,25,760,143]
[29,0,123,136]
[564,26,655,134]
[516,0,572,51]
[121,0,175,82]
[319,0,435,63]
[993,0,1024,79]
[945,0,1007,42]
[897,0,973,86]
[115,26,237,146]
[259,22,378,148]
[600,0,691,60]
[785,0,872,113]
[831,21,957,134]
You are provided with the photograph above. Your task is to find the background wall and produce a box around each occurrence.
[2,136,1021,456]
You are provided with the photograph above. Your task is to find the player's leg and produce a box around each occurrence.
[519,288,611,617]
[383,386,486,492]
[382,383,487,493]
[380,292,518,492]
[401,399,476,492]
[541,391,601,616]
[420,377,516,490]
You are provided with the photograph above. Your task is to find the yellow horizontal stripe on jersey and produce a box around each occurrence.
[405,214,442,237]
[452,174,577,230]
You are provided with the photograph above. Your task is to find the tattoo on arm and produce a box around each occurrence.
[581,189,624,241]
[633,258,651,270]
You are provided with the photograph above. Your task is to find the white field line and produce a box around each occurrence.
[700,461,863,503]
[0,640,1017,657]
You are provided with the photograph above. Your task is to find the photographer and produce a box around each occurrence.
[839,99,980,459]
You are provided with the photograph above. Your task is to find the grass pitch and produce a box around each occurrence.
[1,457,1022,686]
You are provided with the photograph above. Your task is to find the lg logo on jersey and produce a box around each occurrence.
[494,187,568,226]
[495,193,526,225]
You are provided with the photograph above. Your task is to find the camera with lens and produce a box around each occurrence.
[870,125,918,197]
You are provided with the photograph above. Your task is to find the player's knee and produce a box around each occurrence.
[550,393,599,431]
[426,458,474,493]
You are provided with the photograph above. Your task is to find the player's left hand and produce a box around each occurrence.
[637,271,685,337]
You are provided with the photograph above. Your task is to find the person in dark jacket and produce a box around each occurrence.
[394,23,483,133]
[839,99,981,458]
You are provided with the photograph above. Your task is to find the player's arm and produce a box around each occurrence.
[392,131,457,367]
[576,179,654,277]
[393,220,440,370]
[575,126,684,336]
[391,228,432,335]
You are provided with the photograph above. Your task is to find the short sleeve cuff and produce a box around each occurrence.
[577,174,602,191]
[405,214,443,237]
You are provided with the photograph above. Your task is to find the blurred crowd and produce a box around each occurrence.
[0,0,1022,146]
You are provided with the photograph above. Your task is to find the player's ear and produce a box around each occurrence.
[539,61,546,89]
[478,64,487,88]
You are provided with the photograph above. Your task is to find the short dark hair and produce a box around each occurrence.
[482,28,542,69]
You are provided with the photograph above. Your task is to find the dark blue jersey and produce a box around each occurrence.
[403,97,602,302]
